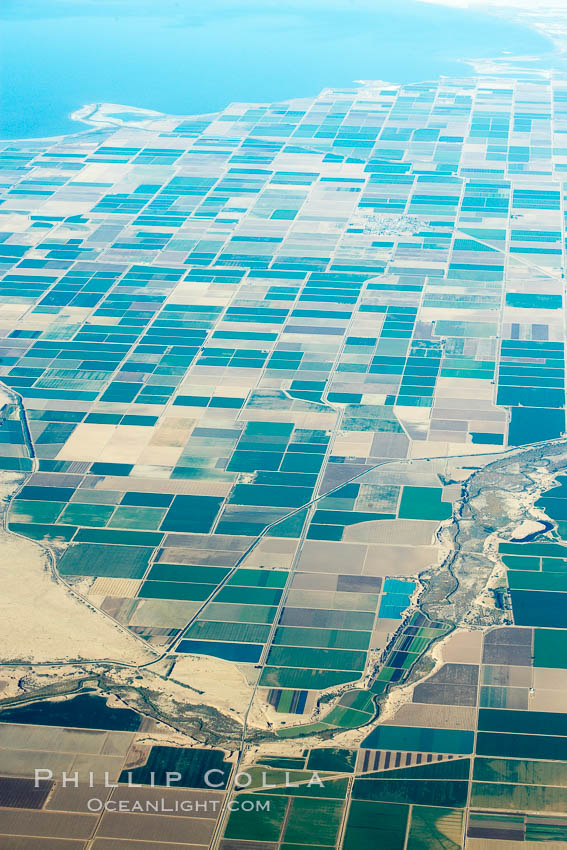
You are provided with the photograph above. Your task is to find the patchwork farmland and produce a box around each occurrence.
[2,73,567,848]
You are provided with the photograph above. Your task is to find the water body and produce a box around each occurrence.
[0,693,142,731]
[513,520,554,542]
[0,0,555,139]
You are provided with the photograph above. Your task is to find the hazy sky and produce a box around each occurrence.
[1,0,557,18]
[0,0,541,14]
[423,0,563,8]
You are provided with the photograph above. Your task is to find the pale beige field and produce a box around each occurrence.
[0,473,153,665]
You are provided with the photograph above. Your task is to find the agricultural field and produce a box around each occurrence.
[3,58,567,849]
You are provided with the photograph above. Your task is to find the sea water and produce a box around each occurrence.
[0,0,555,140]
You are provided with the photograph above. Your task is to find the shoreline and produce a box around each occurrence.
[2,30,563,147]
[0,101,220,146]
